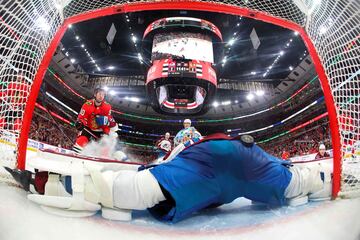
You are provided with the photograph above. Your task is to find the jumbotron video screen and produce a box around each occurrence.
[151,32,214,63]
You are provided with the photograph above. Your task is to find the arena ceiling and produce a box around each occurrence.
[58,10,308,95]
[61,10,307,78]
[45,9,322,134]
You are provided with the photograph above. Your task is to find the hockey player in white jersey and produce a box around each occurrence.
[156,132,172,158]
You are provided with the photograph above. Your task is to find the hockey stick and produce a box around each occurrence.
[82,127,100,140]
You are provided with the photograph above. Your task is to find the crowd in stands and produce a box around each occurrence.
[261,120,332,159]
[28,109,157,163]
[28,107,332,163]
[29,110,77,150]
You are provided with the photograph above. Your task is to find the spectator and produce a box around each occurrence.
[315,143,330,159]
[29,109,77,150]
[281,149,290,160]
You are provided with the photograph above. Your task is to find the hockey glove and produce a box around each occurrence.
[75,121,84,131]
[95,115,109,126]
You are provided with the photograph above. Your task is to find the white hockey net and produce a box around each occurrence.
[0,0,359,197]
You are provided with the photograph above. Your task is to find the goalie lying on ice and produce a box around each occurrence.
[7,134,333,223]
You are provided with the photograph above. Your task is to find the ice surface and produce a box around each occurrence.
[1,183,360,240]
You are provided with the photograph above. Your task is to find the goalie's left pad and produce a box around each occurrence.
[26,150,139,220]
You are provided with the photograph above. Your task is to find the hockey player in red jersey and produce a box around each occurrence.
[72,87,117,153]
[0,72,30,131]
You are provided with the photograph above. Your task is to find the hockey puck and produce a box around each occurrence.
[240,135,254,147]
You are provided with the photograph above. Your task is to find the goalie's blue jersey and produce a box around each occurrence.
[149,139,292,222]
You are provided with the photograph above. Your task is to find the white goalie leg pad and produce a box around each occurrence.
[28,160,101,216]
[285,163,332,206]
[101,208,132,221]
[83,165,140,221]
[44,174,71,197]
[309,163,332,201]
[41,205,98,218]
[26,151,144,220]
[112,169,166,210]
[84,162,117,208]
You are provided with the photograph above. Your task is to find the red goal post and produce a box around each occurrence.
[0,0,359,198]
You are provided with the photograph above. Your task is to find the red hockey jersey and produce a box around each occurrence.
[77,99,115,134]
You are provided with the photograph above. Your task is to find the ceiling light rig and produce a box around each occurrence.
[228,38,236,46]
[61,26,102,72]
[212,101,219,107]
[262,34,298,77]
[127,16,146,66]
[125,96,140,103]
[137,53,143,64]
[246,93,254,100]
[221,18,242,68]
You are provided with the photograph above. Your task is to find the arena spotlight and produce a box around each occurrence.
[130,97,140,102]
[228,38,235,46]
[137,53,143,60]
[246,93,254,100]
[256,90,265,96]
[132,36,137,43]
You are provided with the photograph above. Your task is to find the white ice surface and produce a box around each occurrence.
[1,183,360,240]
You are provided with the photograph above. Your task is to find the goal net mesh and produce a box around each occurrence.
[0,0,359,197]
